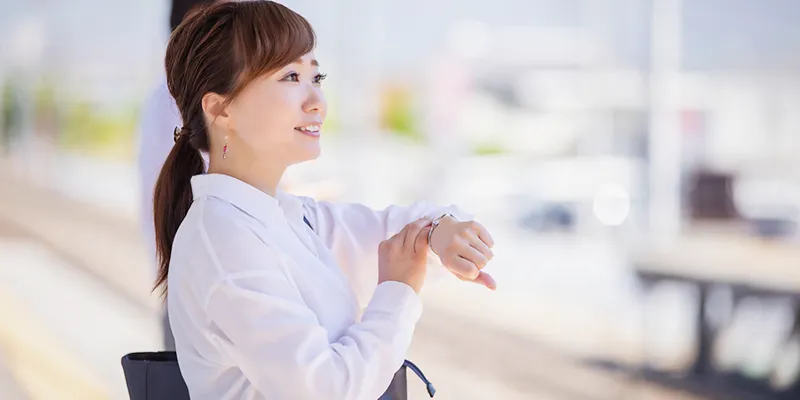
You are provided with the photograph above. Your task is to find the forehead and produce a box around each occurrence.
[294,52,318,66]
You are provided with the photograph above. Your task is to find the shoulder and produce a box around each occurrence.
[284,192,363,217]
[170,197,293,312]
[278,190,320,221]
[175,197,285,279]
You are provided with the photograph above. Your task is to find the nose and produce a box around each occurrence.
[303,86,326,116]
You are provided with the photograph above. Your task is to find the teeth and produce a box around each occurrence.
[298,125,320,132]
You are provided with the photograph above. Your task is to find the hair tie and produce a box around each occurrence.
[173,126,190,143]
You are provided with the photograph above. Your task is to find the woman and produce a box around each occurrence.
[154,2,496,399]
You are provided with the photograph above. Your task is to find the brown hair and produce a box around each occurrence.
[152,0,316,296]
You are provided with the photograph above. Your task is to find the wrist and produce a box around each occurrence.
[428,214,456,255]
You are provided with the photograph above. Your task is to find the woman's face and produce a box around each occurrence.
[226,51,327,167]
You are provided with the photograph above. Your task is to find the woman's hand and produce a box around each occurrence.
[430,217,496,290]
[377,218,433,294]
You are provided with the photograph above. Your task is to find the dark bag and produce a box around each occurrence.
[121,351,434,400]
[121,352,189,400]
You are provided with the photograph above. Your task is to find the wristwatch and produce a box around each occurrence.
[427,213,454,254]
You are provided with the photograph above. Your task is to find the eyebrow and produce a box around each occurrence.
[295,58,319,67]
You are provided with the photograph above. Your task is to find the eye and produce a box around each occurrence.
[281,72,300,82]
[314,73,328,84]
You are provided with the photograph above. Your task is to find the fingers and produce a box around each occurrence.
[449,222,496,291]
[403,218,432,251]
[454,269,497,290]
[471,221,495,248]
[472,271,497,290]
[449,256,480,280]
[460,243,489,270]
[467,231,494,262]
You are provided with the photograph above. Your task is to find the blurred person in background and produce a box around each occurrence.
[153,1,497,398]
[136,0,217,351]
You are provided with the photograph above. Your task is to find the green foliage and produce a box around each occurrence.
[33,78,57,115]
[472,141,506,156]
[60,102,139,159]
[381,87,423,143]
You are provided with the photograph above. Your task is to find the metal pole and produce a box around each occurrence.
[648,0,683,239]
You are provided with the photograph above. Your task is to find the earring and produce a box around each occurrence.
[222,135,229,159]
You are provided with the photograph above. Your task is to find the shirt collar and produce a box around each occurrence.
[190,173,305,224]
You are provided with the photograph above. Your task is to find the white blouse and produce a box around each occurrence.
[167,173,470,400]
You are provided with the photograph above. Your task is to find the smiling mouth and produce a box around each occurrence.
[295,124,321,137]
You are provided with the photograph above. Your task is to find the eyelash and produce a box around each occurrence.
[283,72,327,84]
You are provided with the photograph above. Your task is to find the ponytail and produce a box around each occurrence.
[152,133,205,296]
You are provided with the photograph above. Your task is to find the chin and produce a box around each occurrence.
[293,144,321,164]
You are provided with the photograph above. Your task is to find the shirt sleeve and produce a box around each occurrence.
[299,197,474,306]
[203,230,422,400]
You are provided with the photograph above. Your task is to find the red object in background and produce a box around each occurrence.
[681,109,707,137]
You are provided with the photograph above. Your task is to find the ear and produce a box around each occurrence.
[201,92,231,129]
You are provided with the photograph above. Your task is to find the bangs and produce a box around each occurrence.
[229,1,316,99]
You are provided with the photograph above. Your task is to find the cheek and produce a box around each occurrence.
[237,93,297,146]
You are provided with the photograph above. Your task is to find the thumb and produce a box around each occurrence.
[472,271,497,290]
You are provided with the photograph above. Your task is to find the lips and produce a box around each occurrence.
[295,124,321,137]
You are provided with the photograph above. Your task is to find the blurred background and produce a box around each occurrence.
[1,0,800,399]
